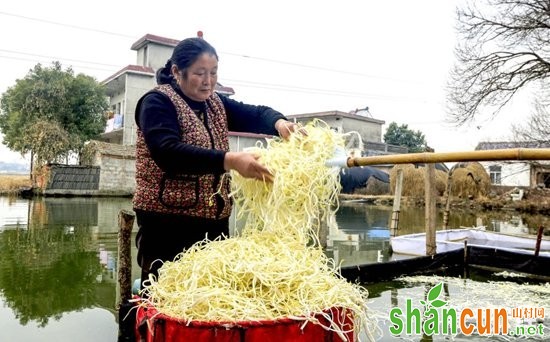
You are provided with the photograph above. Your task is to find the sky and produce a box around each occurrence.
[0,0,530,165]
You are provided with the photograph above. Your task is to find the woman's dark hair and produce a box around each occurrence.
[156,38,218,85]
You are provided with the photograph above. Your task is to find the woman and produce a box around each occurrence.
[133,37,298,286]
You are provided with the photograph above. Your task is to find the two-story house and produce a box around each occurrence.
[100,33,234,146]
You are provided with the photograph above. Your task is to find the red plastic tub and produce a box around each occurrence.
[135,304,354,342]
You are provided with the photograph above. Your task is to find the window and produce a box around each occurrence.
[489,165,502,185]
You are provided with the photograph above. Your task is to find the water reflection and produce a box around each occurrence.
[1,197,548,342]
[325,201,550,267]
[491,215,530,234]
[0,196,29,230]
[327,202,479,267]
[0,197,137,342]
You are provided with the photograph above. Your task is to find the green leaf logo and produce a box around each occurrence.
[426,282,447,309]
[428,282,443,302]
[431,299,447,308]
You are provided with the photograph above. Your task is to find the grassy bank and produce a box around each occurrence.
[0,174,32,195]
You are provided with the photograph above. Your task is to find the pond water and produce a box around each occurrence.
[0,196,548,341]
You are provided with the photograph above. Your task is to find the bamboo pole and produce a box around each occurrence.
[347,148,550,167]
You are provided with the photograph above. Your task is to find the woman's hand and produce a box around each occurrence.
[224,151,273,182]
[274,119,306,140]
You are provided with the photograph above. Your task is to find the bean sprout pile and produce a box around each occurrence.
[141,120,373,341]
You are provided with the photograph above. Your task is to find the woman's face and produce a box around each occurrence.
[174,53,218,102]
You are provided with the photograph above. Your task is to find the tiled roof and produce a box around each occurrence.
[475,141,550,150]
[46,164,100,190]
[131,34,180,50]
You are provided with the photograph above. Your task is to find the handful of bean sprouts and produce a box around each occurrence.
[141,120,373,341]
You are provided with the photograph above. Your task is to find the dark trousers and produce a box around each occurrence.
[134,209,229,289]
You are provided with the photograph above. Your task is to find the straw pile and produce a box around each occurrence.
[389,164,447,197]
[448,162,491,199]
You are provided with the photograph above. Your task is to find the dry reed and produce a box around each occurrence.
[0,174,31,195]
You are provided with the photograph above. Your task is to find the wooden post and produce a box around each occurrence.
[463,240,469,264]
[390,169,403,237]
[117,210,136,342]
[29,150,34,181]
[535,226,544,257]
[425,164,437,256]
[443,170,453,229]
[390,288,398,307]
[117,209,135,307]
[463,240,469,279]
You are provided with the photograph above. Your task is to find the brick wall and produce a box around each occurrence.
[97,154,135,195]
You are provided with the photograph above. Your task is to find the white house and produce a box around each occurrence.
[476,141,550,188]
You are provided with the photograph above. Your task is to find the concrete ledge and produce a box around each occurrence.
[44,189,133,197]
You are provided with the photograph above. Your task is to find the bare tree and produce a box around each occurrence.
[512,87,550,144]
[447,0,550,126]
